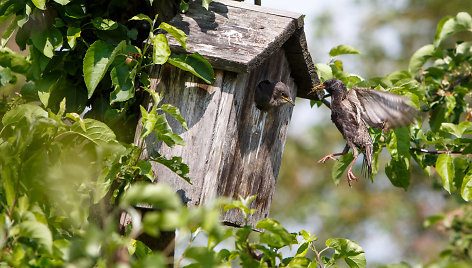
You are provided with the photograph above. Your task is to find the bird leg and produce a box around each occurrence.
[346,154,359,187]
[318,152,346,163]
[318,144,349,163]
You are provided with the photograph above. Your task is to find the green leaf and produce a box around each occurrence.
[2,104,48,126]
[19,221,52,253]
[140,105,157,138]
[326,238,366,268]
[388,127,411,159]
[1,15,20,47]
[423,214,445,228]
[152,34,171,64]
[257,218,297,249]
[436,154,454,193]
[440,122,472,137]
[31,0,46,10]
[110,64,136,103]
[36,71,62,107]
[332,153,354,185]
[461,170,472,201]
[92,17,119,31]
[329,45,360,57]
[120,182,182,210]
[385,158,410,190]
[408,44,434,74]
[150,155,191,184]
[202,0,212,9]
[53,0,71,4]
[314,63,333,82]
[159,22,188,49]
[136,160,154,181]
[167,52,214,84]
[180,0,189,13]
[129,14,153,26]
[154,114,185,147]
[159,104,188,130]
[434,12,472,46]
[70,118,117,144]
[0,47,31,74]
[66,27,81,49]
[83,40,126,98]
[30,27,63,58]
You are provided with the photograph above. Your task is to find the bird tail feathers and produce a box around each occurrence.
[362,146,373,180]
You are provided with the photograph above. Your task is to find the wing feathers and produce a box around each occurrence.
[348,87,417,129]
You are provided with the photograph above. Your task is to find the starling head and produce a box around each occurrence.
[255,80,295,111]
[311,79,347,100]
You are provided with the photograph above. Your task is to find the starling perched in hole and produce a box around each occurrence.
[254,80,295,111]
[310,78,417,186]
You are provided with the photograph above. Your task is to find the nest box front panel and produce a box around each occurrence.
[137,50,296,226]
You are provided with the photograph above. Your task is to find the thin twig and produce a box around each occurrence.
[446,72,471,91]
[409,147,465,155]
[311,243,326,268]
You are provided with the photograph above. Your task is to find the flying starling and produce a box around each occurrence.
[255,80,295,111]
[310,78,417,186]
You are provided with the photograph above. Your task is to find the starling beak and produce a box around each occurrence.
[255,80,295,111]
[312,78,418,186]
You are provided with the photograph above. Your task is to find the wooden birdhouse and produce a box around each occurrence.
[135,0,320,227]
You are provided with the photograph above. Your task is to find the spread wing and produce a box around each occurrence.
[346,87,418,129]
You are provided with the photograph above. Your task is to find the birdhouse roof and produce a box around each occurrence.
[166,0,320,99]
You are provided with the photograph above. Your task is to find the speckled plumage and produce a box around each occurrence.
[313,79,417,186]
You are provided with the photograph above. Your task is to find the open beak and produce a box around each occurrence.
[308,83,325,95]
[281,96,295,106]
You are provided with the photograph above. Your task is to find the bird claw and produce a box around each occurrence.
[318,154,339,163]
[346,170,358,187]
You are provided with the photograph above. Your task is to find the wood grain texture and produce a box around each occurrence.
[136,49,295,226]
[164,0,320,100]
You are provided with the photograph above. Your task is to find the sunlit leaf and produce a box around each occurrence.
[326,238,366,268]
[129,14,153,26]
[461,170,472,201]
[329,45,360,57]
[202,0,212,9]
[83,40,126,98]
[66,27,81,49]
[120,182,182,210]
[30,27,63,58]
[257,218,297,249]
[159,22,187,49]
[150,155,191,184]
[167,52,214,84]
[92,17,118,31]
[110,64,136,103]
[315,63,333,82]
[31,0,46,10]
[436,154,454,193]
[2,104,48,126]
[159,104,188,130]
[20,221,53,253]
[152,34,171,64]
[154,114,185,147]
[408,44,434,74]
[440,122,472,137]
[0,47,31,74]
[36,71,62,107]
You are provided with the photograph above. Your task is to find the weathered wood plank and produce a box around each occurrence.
[217,49,295,225]
[166,0,301,73]
[136,49,295,226]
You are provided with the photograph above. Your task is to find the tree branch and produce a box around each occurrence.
[446,72,471,91]
[409,147,465,155]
